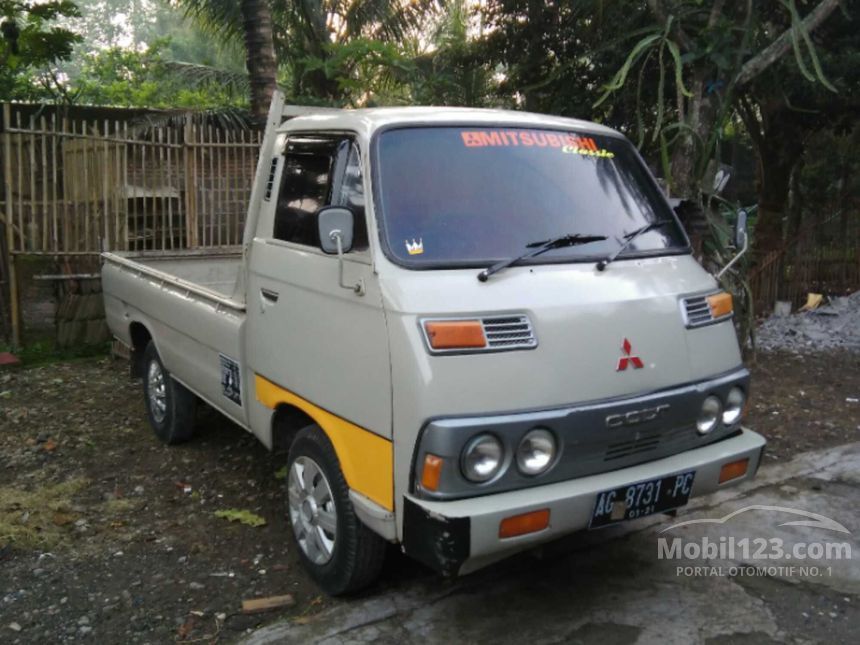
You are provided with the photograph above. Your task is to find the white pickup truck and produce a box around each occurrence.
[102,94,765,595]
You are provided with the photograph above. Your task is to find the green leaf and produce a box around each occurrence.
[214,509,267,527]
[665,39,693,98]
[274,466,288,480]
[653,43,666,143]
[593,33,661,108]
[783,0,836,91]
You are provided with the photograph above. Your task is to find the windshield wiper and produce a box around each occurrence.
[477,233,608,282]
[595,220,675,272]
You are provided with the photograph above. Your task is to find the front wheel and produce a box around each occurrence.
[141,341,196,444]
[287,425,386,595]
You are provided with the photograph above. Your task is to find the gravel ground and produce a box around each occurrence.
[756,291,860,352]
[0,351,858,642]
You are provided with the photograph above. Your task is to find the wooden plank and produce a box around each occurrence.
[61,116,69,252]
[3,104,21,346]
[207,125,214,247]
[82,120,91,251]
[103,119,110,250]
[142,136,148,249]
[216,127,223,246]
[166,127,174,249]
[226,130,234,245]
[15,111,23,253]
[183,117,197,248]
[158,126,166,250]
[28,115,36,252]
[113,120,121,251]
[40,116,48,250]
[51,114,58,252]
[238,128,246,244]
[122,122,137,251]
[240,595,295,615]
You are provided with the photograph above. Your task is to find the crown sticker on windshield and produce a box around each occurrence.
[405,238,424,255]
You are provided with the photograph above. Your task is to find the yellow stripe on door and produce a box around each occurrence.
[255,375,393,511]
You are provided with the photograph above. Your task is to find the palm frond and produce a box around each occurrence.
[172,0,245,41]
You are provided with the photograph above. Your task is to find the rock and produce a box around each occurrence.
[756,290,860,353]
[189,582,205,590]
[8,622,22,632]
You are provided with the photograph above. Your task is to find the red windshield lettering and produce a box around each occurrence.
[461,130,607,155]
[461,132,484,147]
[478,131,503,146]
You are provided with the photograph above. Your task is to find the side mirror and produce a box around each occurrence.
[734,209,748,249]
[316,206,364,296]
[318,206,354,255]
[717,209,750,280]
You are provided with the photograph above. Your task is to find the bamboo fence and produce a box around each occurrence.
[1,103,262,344]
[1,105,261,254]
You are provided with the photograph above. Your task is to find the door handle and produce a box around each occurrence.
[260,288,279,304]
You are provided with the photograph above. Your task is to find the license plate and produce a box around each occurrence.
[589,470,696,529]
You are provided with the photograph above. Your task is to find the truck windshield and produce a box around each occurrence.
[373,126,687,267]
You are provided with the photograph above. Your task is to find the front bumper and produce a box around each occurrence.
[402,427,766,575]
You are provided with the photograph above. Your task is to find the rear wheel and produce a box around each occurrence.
[142,341,196,444]
[287,425,386,595]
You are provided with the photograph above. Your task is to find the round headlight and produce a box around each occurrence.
[723,387,745,425]
[516,428,557,476]
[461,434,504,482]
[697,395,722,434]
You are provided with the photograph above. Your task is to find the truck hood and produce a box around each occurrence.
[381,254,743,419]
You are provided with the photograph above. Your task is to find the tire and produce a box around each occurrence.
[286,425,386,595]
[141,341,196,444]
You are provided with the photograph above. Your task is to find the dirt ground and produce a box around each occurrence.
[0,350,858,643]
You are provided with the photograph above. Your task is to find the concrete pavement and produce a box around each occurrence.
[246,443,860,645]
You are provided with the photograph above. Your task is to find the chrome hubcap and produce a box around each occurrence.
[147,360,167,423]
[288,457,337,565]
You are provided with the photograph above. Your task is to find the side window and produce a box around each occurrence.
[273,138,337,246]
[332,144,368,251]
[272,137,368,252]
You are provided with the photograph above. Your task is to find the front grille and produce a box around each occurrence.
[605,433,661,460]
[481,315,537,349]
[682,295,714,327]
[603,425,692,462]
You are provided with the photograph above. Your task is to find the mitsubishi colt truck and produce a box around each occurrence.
[102,93,765,595]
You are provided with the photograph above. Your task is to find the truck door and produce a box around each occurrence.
[245,135,392,440]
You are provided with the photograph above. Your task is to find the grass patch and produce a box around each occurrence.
[0,340,110,367]
[103,498,140,514]
[0,478,89,549]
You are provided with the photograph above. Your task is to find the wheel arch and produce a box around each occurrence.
[129,320,154,378]
[271,403,316,454]
[256,375,393,511]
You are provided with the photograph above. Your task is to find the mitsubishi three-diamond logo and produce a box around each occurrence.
[616,338,644,371]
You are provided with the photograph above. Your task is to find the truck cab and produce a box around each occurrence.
[102,95,765,594]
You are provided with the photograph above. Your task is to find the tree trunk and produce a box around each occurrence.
[240,0,278,122]
[753,114,804,257]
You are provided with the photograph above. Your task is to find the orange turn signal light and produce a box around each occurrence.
[420,454,444,491]
[499,508,550,539]
[707,291,734,319]
[424,320,486,350]
[719,458,749,484]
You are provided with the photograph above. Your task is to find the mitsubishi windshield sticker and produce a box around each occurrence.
[219,354,242,405]
[460,130,615,158]
[405,238,424,255]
